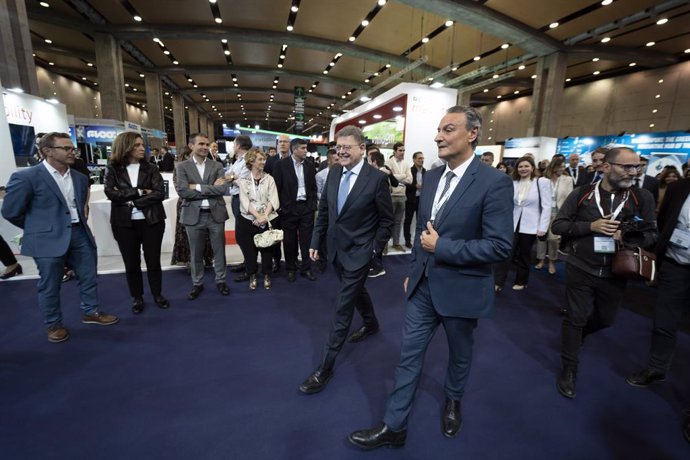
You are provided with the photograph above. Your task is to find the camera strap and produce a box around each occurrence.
[594,181,628,221]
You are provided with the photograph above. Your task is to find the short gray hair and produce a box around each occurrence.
[446,106,482,149]
[335,125,366,145]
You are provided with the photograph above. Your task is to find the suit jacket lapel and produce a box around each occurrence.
[136,162,147,188]
[37,164,69,208]
[420,167,441,223]
[186,159,204,184]
[202,159,212,184]
[434,157,479,228]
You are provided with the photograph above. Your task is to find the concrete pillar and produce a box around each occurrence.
[0,0,39,95]
[144,72,164,131]
[95,34,126,121]
[188,107,199,135]
[457,90,471,107]
[199,113,208,136]
[527,52,567,138]
[207,119,215,142]
[171,93,187,149]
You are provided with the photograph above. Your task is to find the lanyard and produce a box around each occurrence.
[593,181,628,221]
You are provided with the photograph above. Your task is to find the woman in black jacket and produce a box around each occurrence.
[105,132,169,314]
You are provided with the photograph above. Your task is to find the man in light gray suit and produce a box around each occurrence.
[175,133,230,300]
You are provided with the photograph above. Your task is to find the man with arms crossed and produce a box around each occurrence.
[298,126,393,394]
[349,106,514,448]
[2,132,119,342]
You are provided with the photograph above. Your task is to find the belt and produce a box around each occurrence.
[200,208,212,213]
[71,222,81,227]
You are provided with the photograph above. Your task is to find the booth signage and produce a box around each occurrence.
[294,86,305,133]
[79,125,123,143]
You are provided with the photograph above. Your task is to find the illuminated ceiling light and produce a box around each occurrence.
[373,72,379,77]
[483,88,489,93]
[593,70,600,75]
[601,0,613,5]
[44,38,52,44]
[360,96,371,102]
[629,62,637,66]
[565,78,571,82]
[173,60,179,65]
[451,66,458,71]
[232,77,238,82]
[362,20,369,27]
[81,77,87,81]
[187,78,193,82]
[652,109,658,113]
[40,1,50,6]
[656,18,668,25]
[685,49,690,53]
[163,50,170,55]
[358,120,366,124]
[272,85,277,89]
[473,56,481,61]
[214,17,222,24]
[592,57,600,62]
[323,70,329,74]
[291,6,299,12]
[221,39,227,44]
[549,22,559,29]
[601,37,611,43]
[646,41,655,47]
[277,63,283,68]
[209,0,217,3]
[655,94,660,98]
[378,0,387,6]
[658,79,664,83]
[286,25,294,31]
[233,83,238,87]
[132,88,137,92]
[514,90,520,94]
[373,114,382,119]
[125,83,130,87]
[518,64,526,70]
[501,43,510,49]
[493,74,499,78]
[497,95,502,99]
[348,36,356,42]
[421,37,430,43]
[341,95,346,99]
[235,123,240,128]
[133,15,142,22]
[193,84,198,88]
[329,62,335,67]
[331,114,337,118]
[48,62,54,66]
[224,50,230,55]
[430,81,445,89]
[649,123,655,128]
[279,54,285,59]
[531,74,537,79]
[445,20,453,27]
[364,78,370,83]
[165,91,169,95]
[392,106,403,111]
[139,73,145,78]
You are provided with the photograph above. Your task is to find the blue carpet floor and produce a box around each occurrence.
[0,255,688,459]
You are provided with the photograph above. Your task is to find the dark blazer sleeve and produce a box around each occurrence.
[373,172,394,253]
[104,165,139,203]
[132,163,166,209]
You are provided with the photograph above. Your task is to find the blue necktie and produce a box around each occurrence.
[337,170,352,214]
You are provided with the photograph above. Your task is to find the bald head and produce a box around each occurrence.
[277,134,290,157]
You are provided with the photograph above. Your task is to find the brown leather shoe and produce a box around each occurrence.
[82,311,119,325]
[47,325,70,343]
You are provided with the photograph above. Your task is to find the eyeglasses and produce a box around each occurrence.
[607,162,641,172]
[49,146,76,153]
[335,144,358,152]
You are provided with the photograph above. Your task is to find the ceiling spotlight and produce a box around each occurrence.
[656,18,668,25]
[272,85,277,89]
[358,120,366,124]
[277,63,283,68]
[601,0,613,5]
[291,6,299,12]
[341,95,346,99]
[501,43,510,49]
[497,95,502,99]
[194,84,198,88]
[655,94,660,98]
[658,79,664,83]
[593,71,600,75]
[549,22,559,29]
[646,41,655,47]
[364,78,370,83]
[649,123,655,128]
[40,1,50,7]
[279,54,285,59]
[362,20,369,27]
[430,82,445,89]
[187,78,193,82]
[565,78,571,82]
[531,74,537,79]
[445,20,453,27]
[215,17,223,24]
[422,37,429,43]
[221,39,228,44]
[209,0,217,3]
[592,57,600,62]
[360,96,371,102]
[378,0,387,6]
[392,106,403,112]
[483,89,489,93]
[629,62,637,66]
[232,77,238,82]
[473,56,481,61]
[323,70,329,74]
[125,83,130,87]
[224,50,230,55]
[329,62,335,67]
[286,25,294,31]
[685,49,690,54]
[451,66,458,71]
[373,114,382,119]
[163,50,170,55]
[173,60,179,65]
[44,38,52,44]
[652,109,658,113]
[133,15,142,22]
[518,65,526,70]
[493,74,499,79]
[49,62,54,66]
[132,88,137,92]
[349,36,356,42]
[601,37,611,43]
[514,90,520,94]
[139,73,145,78]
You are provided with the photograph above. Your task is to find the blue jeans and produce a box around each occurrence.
[33,225,99,327]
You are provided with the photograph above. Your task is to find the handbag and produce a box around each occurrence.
[253,222,283,248]
[611,245,656,281]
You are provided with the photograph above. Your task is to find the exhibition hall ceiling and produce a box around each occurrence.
[26,0,690,133]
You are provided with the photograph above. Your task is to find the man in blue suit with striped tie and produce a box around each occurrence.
[349,106,514,449]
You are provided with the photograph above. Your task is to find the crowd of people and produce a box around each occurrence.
[1,106,689,447]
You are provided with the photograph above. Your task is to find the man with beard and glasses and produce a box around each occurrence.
[551,147,657,399]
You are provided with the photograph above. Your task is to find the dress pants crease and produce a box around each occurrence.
[186,212,226,285]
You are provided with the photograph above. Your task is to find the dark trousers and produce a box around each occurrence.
[319,256,378,371]
[34,225,99,327]
[281,202,314,273]
[561,263,627,369]
[231,194,248,267]
[493,232,536,287]
[648,258,690,373]
[112,220,165,298]
[235,216,275,276]
[271,215,282,265]
[0,235,17,266]
[383,277,477,431]
[403,196,418,244]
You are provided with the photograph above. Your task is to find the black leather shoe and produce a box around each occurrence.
[298,369,332,394]
[234,273,249,282]
[217,282,230,295]
[132,297,144,315]
[0,263,22,280]
[301,270,317,281]
[347,325,379,343]
[287,271,297,282]
[349,423,406,450]
[626,368,666,388]
[230,263,246,273]
[441,398,462,438]
[272,261,281,273]
[187,285,204,300]
[154,295,170,309]
[557,368,577,399]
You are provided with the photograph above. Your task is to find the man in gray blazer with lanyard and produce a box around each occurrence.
[349,106,514,449]
[2,132,119,343]
[175,133,230,300]
[298,125,393,395]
